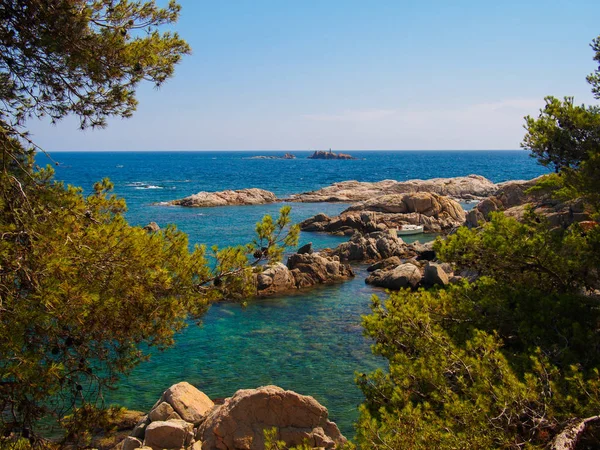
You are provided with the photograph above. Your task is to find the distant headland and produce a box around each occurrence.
[308,149,357,160]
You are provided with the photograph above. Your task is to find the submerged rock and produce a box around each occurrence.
[165,188,277,207]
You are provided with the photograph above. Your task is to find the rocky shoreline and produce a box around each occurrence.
[114,382,345,450]
[287,174,496,203]
[162,174,498,208]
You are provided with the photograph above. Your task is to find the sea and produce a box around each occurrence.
[35,150,548,437]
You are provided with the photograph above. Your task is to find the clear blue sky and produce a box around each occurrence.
[30,0,600,151]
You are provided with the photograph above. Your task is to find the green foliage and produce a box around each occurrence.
[357,216,600,448]
[263,427,354,450]
[587,36,600,99]
[522,39,600,213]
[357,33,600,447]
[0,0,190,133]
[522,96,600,173]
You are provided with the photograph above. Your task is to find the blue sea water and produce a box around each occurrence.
[36,150,548,437]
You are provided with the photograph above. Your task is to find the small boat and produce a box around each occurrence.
[396,224,424,235]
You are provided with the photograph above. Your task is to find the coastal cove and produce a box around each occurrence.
[36,150,549,437]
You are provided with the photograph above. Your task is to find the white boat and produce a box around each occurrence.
[396,224,424,235]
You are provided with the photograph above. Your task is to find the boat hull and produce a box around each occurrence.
[397,225,424,235]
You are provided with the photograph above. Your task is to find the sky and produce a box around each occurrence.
[29,0,600,151]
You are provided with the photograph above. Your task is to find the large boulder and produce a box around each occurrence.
[255,263,296,296]
[197,385,346,450]
[161,382,214,425]
[330,230,410,262]
[144,420,194,450]
[287,252,354,288]
[255,254,354,296]
[423,262,450,287]
[165,188,277,207]
[365,263,422,290]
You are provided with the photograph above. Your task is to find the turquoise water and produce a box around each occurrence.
[36,150,548,437]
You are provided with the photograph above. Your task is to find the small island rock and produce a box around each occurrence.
[307,149,357,160]
[166,188,277,207]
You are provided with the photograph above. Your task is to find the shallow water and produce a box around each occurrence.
[36,150,548,436]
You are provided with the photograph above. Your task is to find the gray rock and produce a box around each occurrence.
[297,242,313,254]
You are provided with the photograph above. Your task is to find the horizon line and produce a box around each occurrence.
[40,148,527,153]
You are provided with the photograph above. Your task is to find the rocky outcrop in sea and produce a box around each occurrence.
[255,252,354,296]
[300,192,465,234]
[116,382,346,450]
[165,188,277,207]
[307,150,357,160]
[288,174,496,202]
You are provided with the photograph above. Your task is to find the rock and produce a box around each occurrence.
[144,420,194,450]
[297,242,313,254]
[467,177,592,229]
[255,254,354,296]
[255,263,296,296]
[331,230,411,262]
[148,401,181,422]
[367,256,402,272]
[287,252,354,288]
[122,436,143,450]
[131,416,150,440]
[307,150,356,160]
[166,188,277,207]
[197,385,346,450]
[161,382,214,425]
[143,222,160,233]
[289,175,496,202]
[466,208,485,228]
[365,263,422,290]
[283,153,296,159]
[301,192,465,234]
[423,263,449,287]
